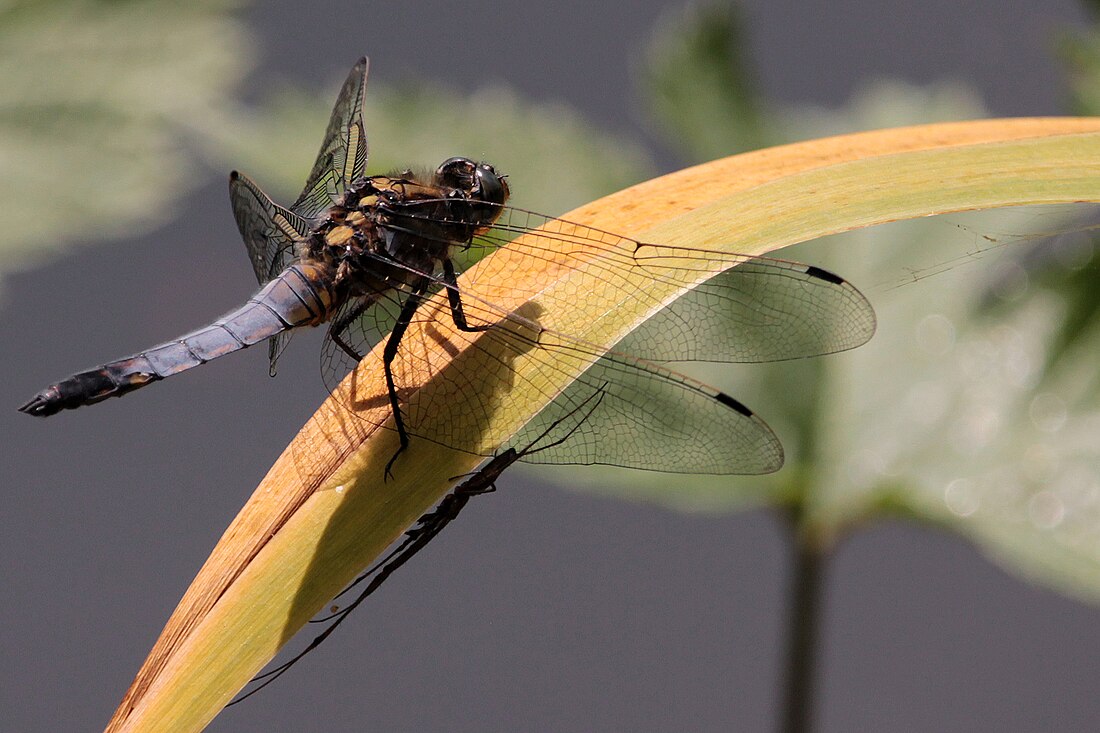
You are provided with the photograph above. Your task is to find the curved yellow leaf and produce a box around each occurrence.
[106,117,1100,733]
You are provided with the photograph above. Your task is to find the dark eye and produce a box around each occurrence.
[437,157,476,179]
[474,162,508,206]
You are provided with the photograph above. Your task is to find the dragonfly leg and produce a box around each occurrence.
[329,300,372,362]
[382,277,431,479]
[442,258,493,333]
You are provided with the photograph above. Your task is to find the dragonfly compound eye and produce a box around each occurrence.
[436,157,477,190]
[474,163,508,207]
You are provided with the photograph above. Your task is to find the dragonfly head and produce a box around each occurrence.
[436,157,509,230]
[472,162,509,207]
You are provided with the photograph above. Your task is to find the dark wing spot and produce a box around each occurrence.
[804,265,845,286]
[715,391,753,417]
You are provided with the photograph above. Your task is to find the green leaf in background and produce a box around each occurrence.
[541,0,1100,604]
[794,207,1100,601]
[0,0,252,272]
[9,0,1100,608]
[638,1,771,161]
[216,77,653,217]
[777,78,989,140]
[0,0,650,291]
[639,0,988,163]
[1057,27,1100,116]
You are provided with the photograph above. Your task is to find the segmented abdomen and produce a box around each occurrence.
[20,261,339,416]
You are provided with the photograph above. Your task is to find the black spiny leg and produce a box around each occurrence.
[329,299,373,362]
[382,277,431,479]
[442,258,493,333]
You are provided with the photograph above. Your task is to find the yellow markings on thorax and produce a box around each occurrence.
[324,208,369,249]
[325,226,354,247]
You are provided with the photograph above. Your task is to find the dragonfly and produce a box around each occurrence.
[229,387,607,705]
[19,56,877,476]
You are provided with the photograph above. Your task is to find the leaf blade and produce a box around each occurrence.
[106,118,1100,733]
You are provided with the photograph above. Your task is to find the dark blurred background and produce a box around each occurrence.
[4,1,1100,731]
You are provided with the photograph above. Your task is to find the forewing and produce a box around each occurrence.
[615,259,876,362]
[314,203,876,473]
[390,203,877,364]
[291,57,370,218]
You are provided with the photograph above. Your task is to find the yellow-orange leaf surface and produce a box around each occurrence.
[106,118,1100,733]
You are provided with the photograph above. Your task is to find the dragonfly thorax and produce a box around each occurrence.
[301,158,508,296]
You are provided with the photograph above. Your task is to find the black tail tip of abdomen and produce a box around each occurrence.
[18,390,61,417]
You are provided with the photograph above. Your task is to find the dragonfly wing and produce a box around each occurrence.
[403,203,877,362]
[320,290,404,390]
[411,306,782,474]
[503,334,783,474]
[615,258,877,362]
[319,264,783,474]
[315,202,876,473]
[228,170,312,375]
[291,57,370,219]
[229,170,310,283]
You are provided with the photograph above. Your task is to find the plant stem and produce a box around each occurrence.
[779,512,827,733]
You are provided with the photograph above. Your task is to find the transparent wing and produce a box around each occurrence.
[291,57,370,218]
[315,201,875,474]
[229,170,310,283]
[321,290,402,372]
[385,202,878,362]
[319,255,784,475]
[228,170,312,374]
[495,328,784,473]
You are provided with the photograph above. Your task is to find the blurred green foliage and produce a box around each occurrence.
[4,0,1100,602]
[0,0,251,268]
[562,2,1100,604]
[214,80,653,216]
[638,2,771,159]
[0,0,650,281]
[1059,31,1100,115]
